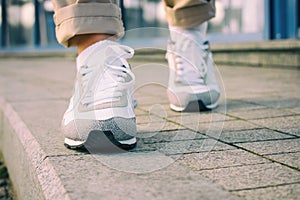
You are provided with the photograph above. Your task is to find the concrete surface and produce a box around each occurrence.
[0,56,299,200]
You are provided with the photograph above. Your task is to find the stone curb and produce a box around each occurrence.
[0,40,299,68]
[0,97,70,200]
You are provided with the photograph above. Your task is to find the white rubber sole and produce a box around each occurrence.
[64,136,137,149]
[64,138,85,147]
[170,100,219,112]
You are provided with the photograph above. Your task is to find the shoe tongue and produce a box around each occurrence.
[76,40,115,71]
[107,56,130,69]
[105,45,132,69]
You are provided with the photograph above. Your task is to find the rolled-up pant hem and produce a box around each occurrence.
[55,17,124,47]
[53,2,124,47]
[164,2,215,28]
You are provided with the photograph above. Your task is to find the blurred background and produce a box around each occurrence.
[0,0,299,49]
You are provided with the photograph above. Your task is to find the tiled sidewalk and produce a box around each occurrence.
[0,58,299,199]
[131,61,300,199]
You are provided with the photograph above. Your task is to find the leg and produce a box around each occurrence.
[52,0,137,151]
[164,0,220,111]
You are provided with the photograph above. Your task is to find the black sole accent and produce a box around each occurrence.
[64,131,136,153]
[182,100,212,112]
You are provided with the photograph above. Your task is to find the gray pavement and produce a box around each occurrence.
[0,57,299,200]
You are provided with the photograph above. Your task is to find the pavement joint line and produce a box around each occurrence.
[228,144,300,172]
[137,107,300,172]
[224,113,300,138]
[227,113,300,121]
[192,162,270,172]
[0,97,72,200]
[136,106,190,129]
[162,114,300,172]
[164,147,238,156]
[197,128,266,134]
[138,128,190,134]
[166,116,238,123]
[261,150,300,156]
[225,127,265,131]
[269,129,300,139]
[142,137,208,145]
[44,153,88,159]
[230,137,298,145]
[256,127,300,139]
[283,109,300,115]
[215,128,300,171]
[228,181,300,192]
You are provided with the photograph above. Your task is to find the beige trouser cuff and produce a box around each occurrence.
[164,0,215,28]
[53,2,124,47]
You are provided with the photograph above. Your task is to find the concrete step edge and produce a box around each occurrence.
[0,97,71,200]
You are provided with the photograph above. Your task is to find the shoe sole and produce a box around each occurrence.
[170,100,218,112]
[64,131,137,152]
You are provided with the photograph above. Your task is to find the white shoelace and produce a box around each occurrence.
[79,45,135,106]
[172,40,209,85]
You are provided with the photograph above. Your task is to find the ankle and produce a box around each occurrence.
[69,34,114,55]
[169,22,208,43]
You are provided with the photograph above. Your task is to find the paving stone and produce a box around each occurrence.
[250,116,300,134]
[227,108,295,120]
[285,107,300,115]
[48,155,240,200]
[266,152,300,169]
[233,183,300,200]
[137,121,185,133]
[193,120,261,136]
[198,163,300,191]
[215,100,266,113]
[136,114,165,124]
[237,139,300,155]
[134,108,148,116]
[138,129,207,144]
[139,103,196,117]
[134,138,234,155]
[220,66,300,100]
[178,149,270,171]
[243,98,300,109]
[167,112,235,126]
[219,129,295,144]
[278,127,300,137]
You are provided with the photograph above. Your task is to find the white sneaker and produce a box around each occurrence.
[62,40,137,150]
[166,27,220,112]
